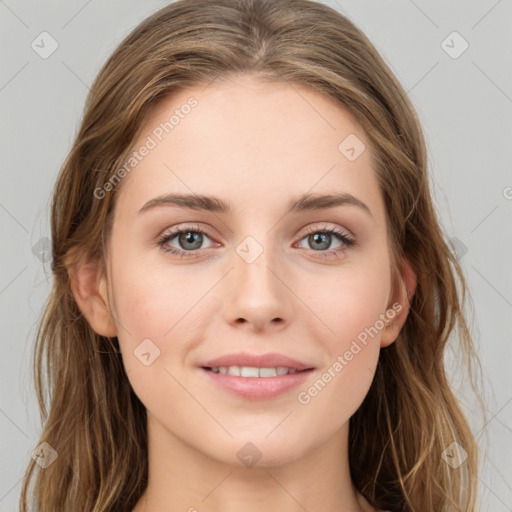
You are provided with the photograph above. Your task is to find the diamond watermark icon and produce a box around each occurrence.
[134,338,161,366]
[441,31,469,59]
[236,236,264,264]
[449,236,468,261]
[237,442,262,467]
[31,442,58,468]
[32,236,52,263]
[31,31,59,59]
[338,134,366,162]
[441,441,468,469]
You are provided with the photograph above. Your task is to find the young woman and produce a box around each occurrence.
[20,0,481,510]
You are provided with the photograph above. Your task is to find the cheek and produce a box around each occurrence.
[329,278,390,351]
[109,251,220,400]
[108,251,182,376]
[295,269,389,426]
[294,254,391,418]
[110,250,205,341]
[301,250,392,351]
[110,260,194,416]
[295,343,379,444]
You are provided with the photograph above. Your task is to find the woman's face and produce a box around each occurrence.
[104,74,402,467]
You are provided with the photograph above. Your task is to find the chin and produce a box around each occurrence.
[211,431,313,469]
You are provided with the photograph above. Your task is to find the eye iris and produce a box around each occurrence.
[179,231,203,250]
[309,232,331,251]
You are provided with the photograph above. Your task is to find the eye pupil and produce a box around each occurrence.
[310,232,331,251]
[179,231,203,250]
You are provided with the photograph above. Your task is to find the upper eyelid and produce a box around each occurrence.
[159,224,355,238]
[301,224,353,238]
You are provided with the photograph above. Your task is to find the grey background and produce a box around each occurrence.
[1,0,511,510]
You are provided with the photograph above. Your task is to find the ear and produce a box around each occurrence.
[68,256,118,338]
[380,258,417,348]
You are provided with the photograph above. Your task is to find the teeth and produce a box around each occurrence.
[241,366,260,377]
[209,366,299,377]
[227,366,240,376]
[259,367,277,377]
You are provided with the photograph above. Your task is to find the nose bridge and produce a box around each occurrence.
[221,231,292,330]
[234,232,282,297]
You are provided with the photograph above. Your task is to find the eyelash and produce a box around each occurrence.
[156,223,356,260]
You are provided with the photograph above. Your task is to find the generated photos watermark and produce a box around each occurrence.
[297,302,402,405]
[93,96,198,200]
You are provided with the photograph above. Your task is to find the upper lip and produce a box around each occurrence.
[200,352,315,371]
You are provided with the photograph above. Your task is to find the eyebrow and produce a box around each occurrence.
[138,192,373,218]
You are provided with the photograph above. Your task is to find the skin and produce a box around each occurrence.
[71,74,416,512]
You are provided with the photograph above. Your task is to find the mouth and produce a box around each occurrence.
[198,351,316,400]
[199,365,315,400]
[201,365,314,377]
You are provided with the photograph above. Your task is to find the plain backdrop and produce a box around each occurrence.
[1,0,511,510]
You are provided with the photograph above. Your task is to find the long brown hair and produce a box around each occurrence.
[20,0,482,510]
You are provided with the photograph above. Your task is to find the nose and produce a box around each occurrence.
[221,241,294,333]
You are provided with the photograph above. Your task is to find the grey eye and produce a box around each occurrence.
[298,232,343,251]
[176,231,206,250]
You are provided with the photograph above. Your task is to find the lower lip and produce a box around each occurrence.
[200,368,314,400]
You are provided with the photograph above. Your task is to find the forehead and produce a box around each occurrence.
[114,74,385,223]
